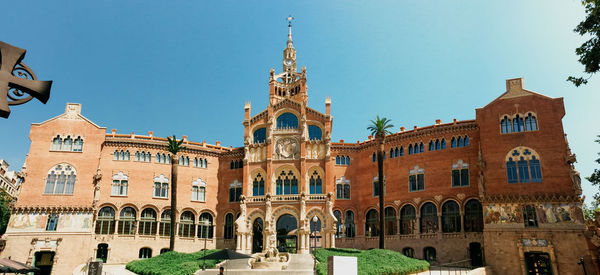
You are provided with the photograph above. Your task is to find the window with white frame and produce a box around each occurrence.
[229,180,242,202]
[153,174,169,198]
[114,150,130,161]
[44,164,77,194]
[50,135,84,152]
[111,171,129,196]
[451,160,469,187]
[191,178,206,202]
[409,166,424,192]
[335,176,350,199]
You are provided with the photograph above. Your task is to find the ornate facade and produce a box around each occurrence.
[1,23,593,275]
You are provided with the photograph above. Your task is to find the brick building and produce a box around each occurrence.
[1,24,592,275]
[0,159,22,200]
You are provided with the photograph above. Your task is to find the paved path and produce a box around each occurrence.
[100,264,138,275]
[194,254,314,275]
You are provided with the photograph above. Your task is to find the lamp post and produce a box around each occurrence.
[201,220,209,271]
[311,216,318,272]
[578,258,588,275]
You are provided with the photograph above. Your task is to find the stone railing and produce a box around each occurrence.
[245,194,328,202]
[272,127,299,135]
[399,234,417,240]
[421,233,438,239]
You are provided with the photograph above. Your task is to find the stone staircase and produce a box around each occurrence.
[194,254,314,275]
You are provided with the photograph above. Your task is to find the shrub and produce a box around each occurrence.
[313,248,429,275]
[125,250,221,275]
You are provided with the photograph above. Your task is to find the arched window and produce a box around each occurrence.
[402,247,415,258]
[224,213,234,239]
[400,205,416,235]
[336,177,350,199]
[372,152,376,162]
[335,156,340,165]
[408,144,413,155]
[156,153,161,163]
[111,172,128,196]
[424,247,436,262]
[523,205,538,228]
[118,207,136,235]
[390,148,395,158]
[451,137,456,148]
[198,213,213,238]
[365,209,379,237]
[192,178,206,202]
[95,207,115,235]
[385,207,397,235]
[44,164,76,194]
[139,208,157,235]
[441,139,446,149]
[96,243,108,263]
[345,210,355,238]
[252,173,265,196]
[525,113,538,131]
[275,170,298,195]
[139,248,152,259]
[501,116,512,133]
[340,155,346,165]
[346,156,350,165]
[506,148,543,183]
[513,115,524,132]
[159,210,171,236]
[464,200,483,232]
[153,175,169,198]
[334,210,342,238]
[457,136,463,147]
[420,202,438,234]
[308,125,322,140]
[179,211,195,238]
[464,136,469,147]
[394,147,399,157]
[51,135,62,150]
[309,171,322,194]
[253,128,266,144]
[230,161,235,169]
[442,201,461,233]
[63,136,73,151]
[125,151,130,160]
[160,248,170,254]
[428,141,434,151]
[276,112,298,129]
[400,146,404,156]
[113,151,119,160]
[73,136,83,152]
[229,180,243,202]
[435,139,440,150]
[419,143,424,152]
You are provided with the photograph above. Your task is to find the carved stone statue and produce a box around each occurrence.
[570,165,582,194]
[275,138,298,159]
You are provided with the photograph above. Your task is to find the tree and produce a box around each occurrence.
[367,115,394,249]
[568,0,600,87]
[0,191,12,234]
[167,135,184,251]
[588,136,600,197]
[584,136,600,220]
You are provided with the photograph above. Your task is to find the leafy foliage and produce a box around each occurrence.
[0,191,12,234]
[166,135,184,155]
[568,0,600,86]
[125,250,221,275]
[313,248,429,275]
[367,116,394,137]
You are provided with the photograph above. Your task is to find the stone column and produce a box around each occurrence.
[460,211,465,233]
[415,215,420,235]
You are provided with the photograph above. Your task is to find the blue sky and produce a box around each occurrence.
[2,1,599,202]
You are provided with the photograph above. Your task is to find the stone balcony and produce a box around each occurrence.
[245,194,328,203]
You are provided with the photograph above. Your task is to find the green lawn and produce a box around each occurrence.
[125,249,221,275]
[313,248,430,275]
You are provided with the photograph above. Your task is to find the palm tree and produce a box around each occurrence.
[367,116,394,249]
[167,135,184,251]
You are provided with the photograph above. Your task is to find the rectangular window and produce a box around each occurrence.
[460,169,469,186]
[507,161,518,183]
[409,175,417,191]
[46,214,59,231]
[154,183,168,198]
[373,181,380,197]
[452,170,460,187]
[417,174,424,190]
[530,160,542,182]
[518,159,530,183]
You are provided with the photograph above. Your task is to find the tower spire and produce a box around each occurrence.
[287,15,294,49]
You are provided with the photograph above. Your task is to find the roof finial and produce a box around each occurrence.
[287,15,294,47]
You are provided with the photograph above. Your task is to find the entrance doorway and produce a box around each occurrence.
[469,242,483,267]
[524,252,553,275]
[34,251,55,275]
[252,218,263,253]
[96,243,108,263]
[276,214,297,253]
